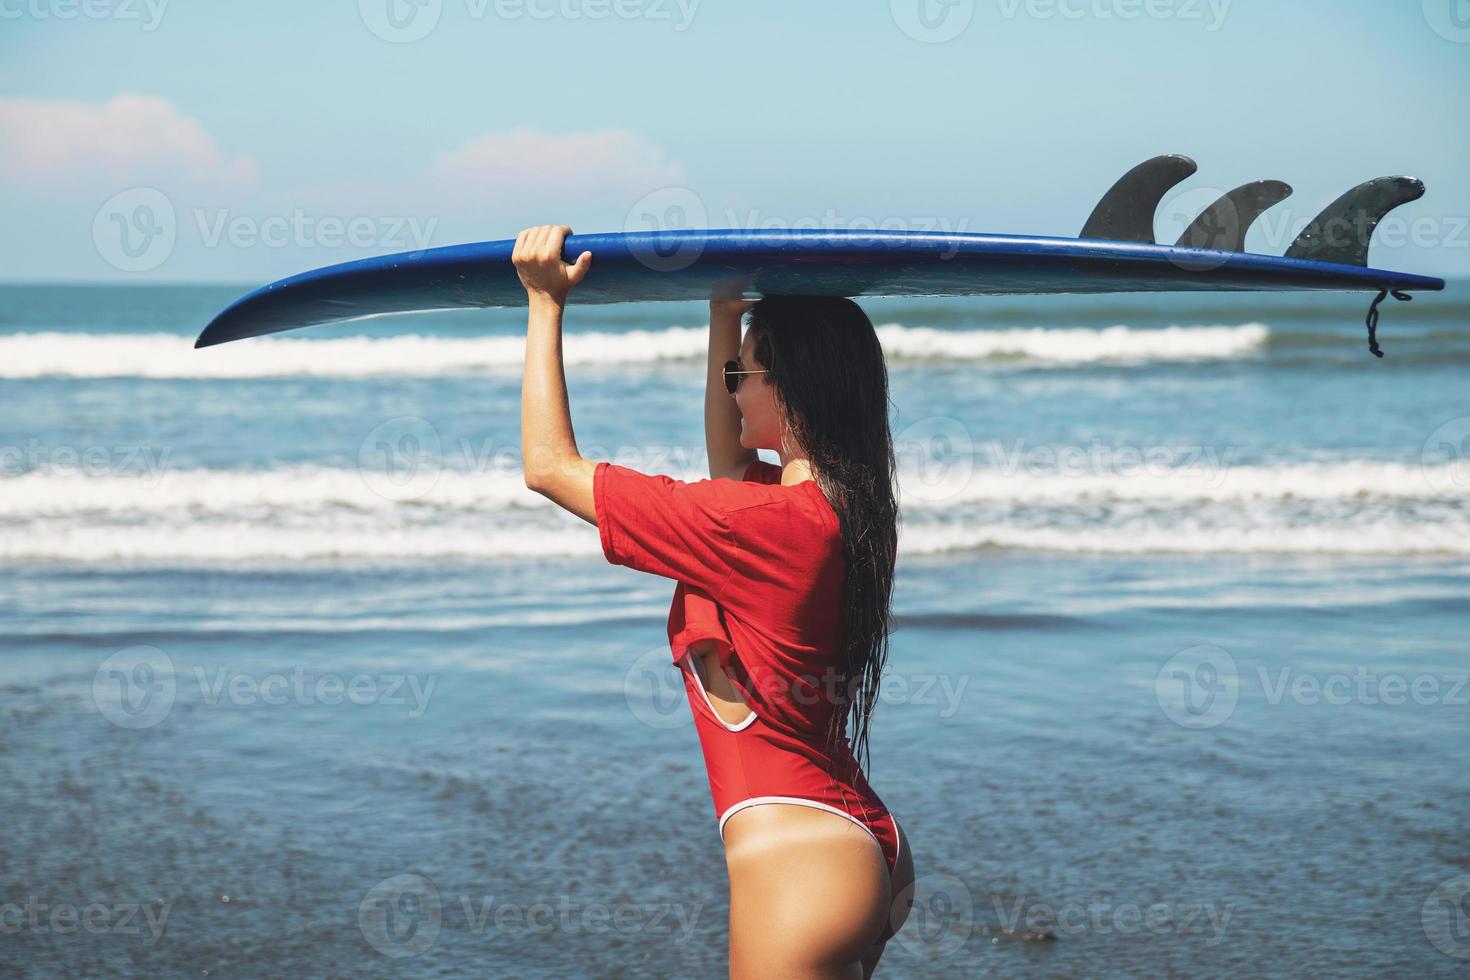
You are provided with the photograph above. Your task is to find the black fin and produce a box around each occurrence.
[1175,180,1294,252]
[1284,176,1425,267]
[1081,155,1198,244]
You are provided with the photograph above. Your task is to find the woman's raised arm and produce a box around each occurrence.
[515,224,598,524]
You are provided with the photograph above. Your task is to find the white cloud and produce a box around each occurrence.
[427,129,685,208]
[0,93,258,186]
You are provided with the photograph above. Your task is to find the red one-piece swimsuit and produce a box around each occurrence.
[593,457,901,892]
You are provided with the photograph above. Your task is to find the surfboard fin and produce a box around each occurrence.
[1175,180,1294,252]
[1081,154,1198,244]
[1284,176,1425,267]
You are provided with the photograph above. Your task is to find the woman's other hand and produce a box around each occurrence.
[709,281,757,319]
[710,298,757,319]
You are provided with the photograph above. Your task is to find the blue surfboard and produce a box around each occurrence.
[194,158,1445,349]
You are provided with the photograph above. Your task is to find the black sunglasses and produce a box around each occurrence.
[723,359,767,394]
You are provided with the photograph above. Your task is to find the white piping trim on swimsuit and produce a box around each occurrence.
[718,795,889,861]
[684,649,757,732]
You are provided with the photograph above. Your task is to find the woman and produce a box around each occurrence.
[514,225,914,978]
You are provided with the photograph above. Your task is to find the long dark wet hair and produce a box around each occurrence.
[744,295,899,783]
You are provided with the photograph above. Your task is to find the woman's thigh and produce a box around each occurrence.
[860,816,915,978]
[723,803,890,979]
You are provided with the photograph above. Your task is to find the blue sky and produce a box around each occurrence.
[2,0,1467,281]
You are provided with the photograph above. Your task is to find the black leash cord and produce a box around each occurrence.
[1365,288,1413,358]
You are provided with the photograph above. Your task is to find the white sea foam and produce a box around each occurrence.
[0,459,1459,515]
[892,458,1461,504]
[896,522,1470,557]
[2,458,1464,561]
[0,322,1271,378]
[873,322,1270,363]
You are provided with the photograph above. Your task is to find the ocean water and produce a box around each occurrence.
[2,282,1467,978]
